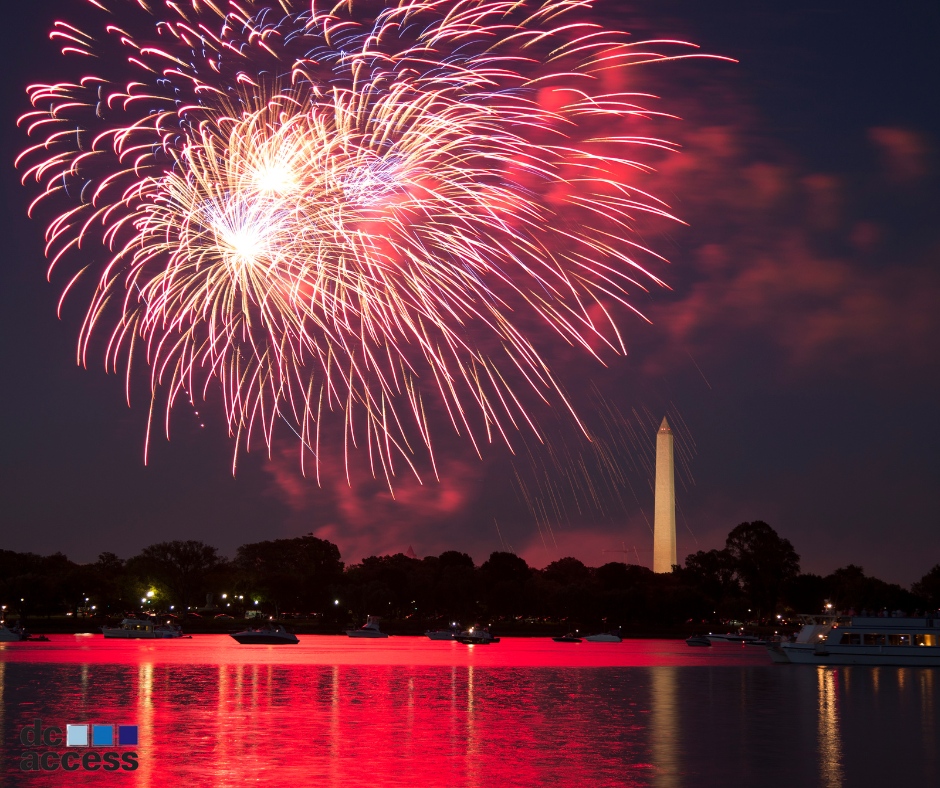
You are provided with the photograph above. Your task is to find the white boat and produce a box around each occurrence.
[771,615,940,666]
[584,632,622,643]
[425,623,461,640]
[766,614,841,663]
[231,623,299,645]
[0,622,27,642]
[457,627,500,644]
[101,618,183,639]
[705,631,760,644]
[346,616,389,638]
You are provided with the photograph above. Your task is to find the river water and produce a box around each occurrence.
[1,636,936,786]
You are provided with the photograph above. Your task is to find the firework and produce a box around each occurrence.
[18,0,716,486]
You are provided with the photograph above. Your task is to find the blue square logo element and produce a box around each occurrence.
[92,725,113,747]
[66,725,89,747]
[117,725,138,746]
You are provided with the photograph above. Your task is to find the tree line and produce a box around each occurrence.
[1,521,938,630]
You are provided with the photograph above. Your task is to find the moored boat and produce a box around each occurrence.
[0,622,27,642]
[101,618,183,639]
[766,614,842,663]
[457,627,499,644]
[584,632,622,643]
[346,616,389,638]
[705,632,760,644]
[685,636,711,647]
[553,633,583,643]
[425,623,461,640]
[230,623,299,645]
[771,615,940,666]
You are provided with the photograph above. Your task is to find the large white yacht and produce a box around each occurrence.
[102,618,183,639]
[769,614,940,666]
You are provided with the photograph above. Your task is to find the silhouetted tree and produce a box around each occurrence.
[542,557,589,586]
[827,565,919,613]
[0,550,82,617]
[783,572,829,614]
[725,522,800,616]
[438,551,475,571]
[131,540,222,608]
[3,523,931,629]
[480,552,531,618]
[593,562,660,624]
[540,558,594,621]
[423,552,477,620]
[912,565,940,609]
[681,549,740,607]
[236,536,343,614]
[78,552,136,614]
[351,554,422,618]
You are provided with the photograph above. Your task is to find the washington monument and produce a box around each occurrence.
[653,417,676,573]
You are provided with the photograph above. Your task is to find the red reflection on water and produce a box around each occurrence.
[1,638,768,787]
[0,635,769,667]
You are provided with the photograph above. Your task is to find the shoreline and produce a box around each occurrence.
[8,615,764,640]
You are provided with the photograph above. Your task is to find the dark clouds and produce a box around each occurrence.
[644,121,940,377]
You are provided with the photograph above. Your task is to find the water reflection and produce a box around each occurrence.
[651,668,679,788]
[919,670,936,779]
[0,661,5,760]
[138,662,154,788]
[465,666,480,788]
[816,668,843,788]
[1,639,938,786]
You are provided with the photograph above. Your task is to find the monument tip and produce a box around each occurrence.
[658,416,671,433]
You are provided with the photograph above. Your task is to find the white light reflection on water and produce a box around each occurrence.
[651,667,679,788]
[816,667,843,788]
[0,637,937,787]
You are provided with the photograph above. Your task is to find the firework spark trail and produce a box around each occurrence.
[18,0,724,487]
[509,390,697,546]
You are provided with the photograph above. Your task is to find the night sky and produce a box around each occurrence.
[1,0,937,585]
